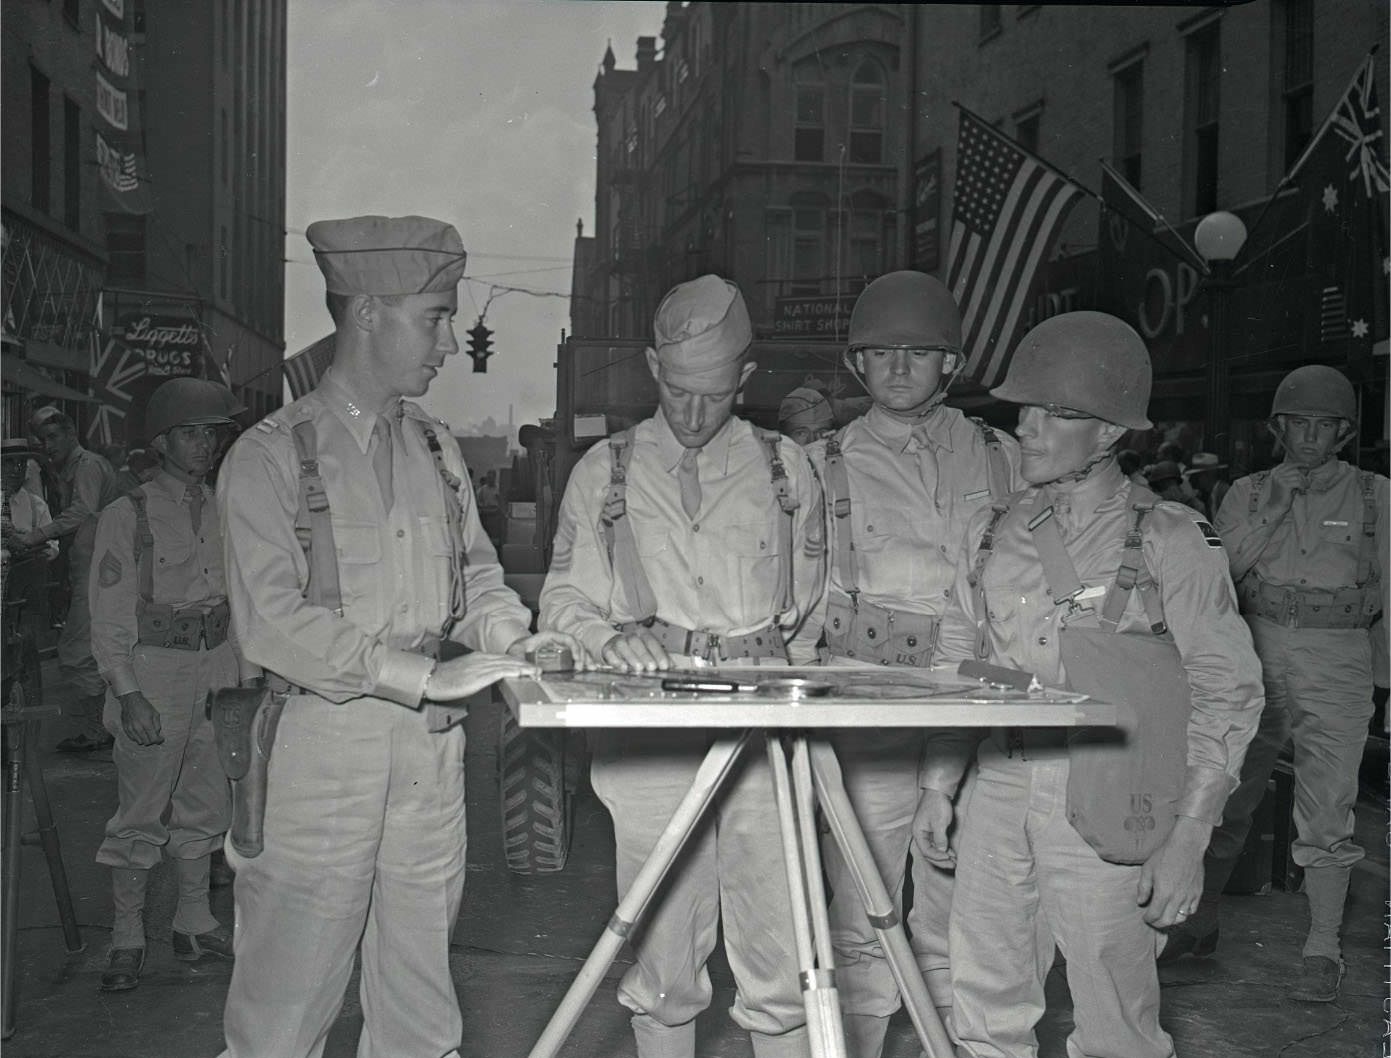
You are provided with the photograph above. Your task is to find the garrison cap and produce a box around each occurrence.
[1,438,33,460]
[778,387,834,431]
[306,215,468,296]
[652,275,752,383]
[29,406,70,432]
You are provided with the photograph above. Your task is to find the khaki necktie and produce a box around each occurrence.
[911,426,942,513]
[185,485,204,534]
[371,416,395,512]
[678,447,701,520]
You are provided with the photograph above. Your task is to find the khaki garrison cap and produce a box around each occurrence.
[652,275,753,383]
[306,215,467,296]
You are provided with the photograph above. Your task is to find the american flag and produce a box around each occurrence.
[946,108,1085,387]
[283,333,335,400]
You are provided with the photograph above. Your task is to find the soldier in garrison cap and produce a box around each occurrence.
[926,312,1262,1058]
[1163,365,1388,1005]
[802,271,1025,1053]
[88,378,252,992]
[216,215,581,1058]
[777,385,835,447]
[19,406,121,752]
[540,275,827,1058]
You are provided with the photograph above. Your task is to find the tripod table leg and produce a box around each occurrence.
[767,737,845,1058]
[22,720,83,953]
[808,740,956,1058]
[527,732,753,1058]
[2,723,25,1039]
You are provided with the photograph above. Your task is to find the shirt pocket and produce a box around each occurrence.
[853,504,908,555]
[417,515,456,623]
[332,522,383,613]
[724,519,783,618]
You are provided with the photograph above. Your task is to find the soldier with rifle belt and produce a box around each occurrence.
[214,215,580,1058]
[88,377,251,992]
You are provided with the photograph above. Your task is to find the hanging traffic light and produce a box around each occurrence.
[466,320,494,373]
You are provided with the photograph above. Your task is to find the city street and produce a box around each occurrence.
[3,663,1386,1058]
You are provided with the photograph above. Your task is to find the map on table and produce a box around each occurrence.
[500,664,1113,730]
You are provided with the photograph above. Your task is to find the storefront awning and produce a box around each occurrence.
[0,355,97,402]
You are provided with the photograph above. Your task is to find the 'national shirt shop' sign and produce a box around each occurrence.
[772,295,856,338]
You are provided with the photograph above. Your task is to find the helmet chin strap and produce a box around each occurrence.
[1045,448,1116,487]
[851,350,966,422]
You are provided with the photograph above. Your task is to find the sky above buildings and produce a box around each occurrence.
[285,0,665,434]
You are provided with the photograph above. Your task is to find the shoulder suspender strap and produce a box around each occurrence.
[1098,501,1167,634]
[128,489,155,605]
[289,420,344,617]
[601,430,658,623]
[757,428,799,614]
[972,417,1011,502]
[420,424,468,632]
[1026,504,1087,609]
[823,431,859,601]
[1356,470,1378,594]
[967,503,1011,660]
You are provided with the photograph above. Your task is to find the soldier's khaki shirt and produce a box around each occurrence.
[932,461,1263,823]
[540,410,826,664]
[218,372,531,707]
[43,445,119,562]
[1215,458,1388,619]
[806,403,1022,620]
[90,471,241,696]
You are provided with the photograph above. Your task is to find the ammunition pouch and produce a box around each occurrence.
[207,683,286,858]
[1237,575,1377,629]
[618,615,787,663]
[137,599,230,651]
[823,594,940,668]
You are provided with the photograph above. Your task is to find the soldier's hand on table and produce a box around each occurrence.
[913,788,956,868]
[600,630,673,673]
[118,691,163,746]
[1136,816,1210,928]
[506,630,589,670]
[1265,463,1307,514]
[425,653,539,702]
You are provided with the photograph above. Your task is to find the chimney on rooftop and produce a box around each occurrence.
[636,36,656,74]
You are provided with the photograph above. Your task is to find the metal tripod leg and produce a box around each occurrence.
[808,739,956,1058]
[767,736,845,1058]
[526,732,753,1058]
[22,719,83,953]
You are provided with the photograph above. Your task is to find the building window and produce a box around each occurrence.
[792,203,827,295]
[1113,61,1144,188]
[980,5,1003,42]
[1282,0,1313,168]
[849,60,885,164]
[63,97,81,230]
[766,209,793,295]
[842,191,890,290]
[220,225,229,300]
[794,60,824,163]
[106,214,147,287]
[1014,103,1042,156]
[1185,22,1221,216]
[31,67,50,214]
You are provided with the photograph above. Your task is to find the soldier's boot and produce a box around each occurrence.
[101,868,148,992]
[842,1012,890,1057]
[1287,864,1351,1002]
[631,1014,695,1058]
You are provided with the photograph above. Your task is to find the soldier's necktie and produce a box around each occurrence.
[911,425,942,513]
[678,447,701,520]
[371,416,395,511]
[185,486,204,534]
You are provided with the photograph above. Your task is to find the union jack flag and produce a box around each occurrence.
[946,108,1086,388]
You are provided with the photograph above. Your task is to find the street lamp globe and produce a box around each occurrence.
[1194,210,1248,263]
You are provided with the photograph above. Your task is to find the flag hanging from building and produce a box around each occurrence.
[946,107,1086,387]
[1099,161,1209,275]
[284,333,335,399]
[94,0,151,213]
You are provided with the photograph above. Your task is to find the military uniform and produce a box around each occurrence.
[931,461,1263,1057]
[807,401,1021,1027]
[217,371,531,1058]
[1207,458,1387,962]
[90,471,241,946]
[41,442,120,731]
[540,405,825,1056]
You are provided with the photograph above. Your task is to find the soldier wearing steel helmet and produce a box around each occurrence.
[926,311,1262,1058]
[87,377,252,991]
[800,270,1022,1054]
[1162,364,1388,1004]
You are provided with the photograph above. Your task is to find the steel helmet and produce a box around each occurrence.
[1269,365,1356,422]
[144,378,243,442]
[847,271,962,352]
[991,311,1153,430]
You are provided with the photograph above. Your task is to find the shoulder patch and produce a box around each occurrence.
[253,416,282,433]
[1191,516,1223,548]
[98,549,123,588]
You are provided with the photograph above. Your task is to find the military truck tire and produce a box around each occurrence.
[499,710,571,874]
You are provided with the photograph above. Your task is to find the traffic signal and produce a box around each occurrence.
[466,321,494,373]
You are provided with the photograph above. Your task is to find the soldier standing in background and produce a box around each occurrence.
[1164,365,1386,1005]
[18,407,120,752]
[805,271,1021,1055]
[541,275,826,1058]
[777,385,835,447]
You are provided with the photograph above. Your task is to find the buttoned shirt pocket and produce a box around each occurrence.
[853,504,908,555]
[332,522,383,617]
[724,519,782,618]
[152,535,194,571]
[416,515,455,627]
[981,585,1020,630]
